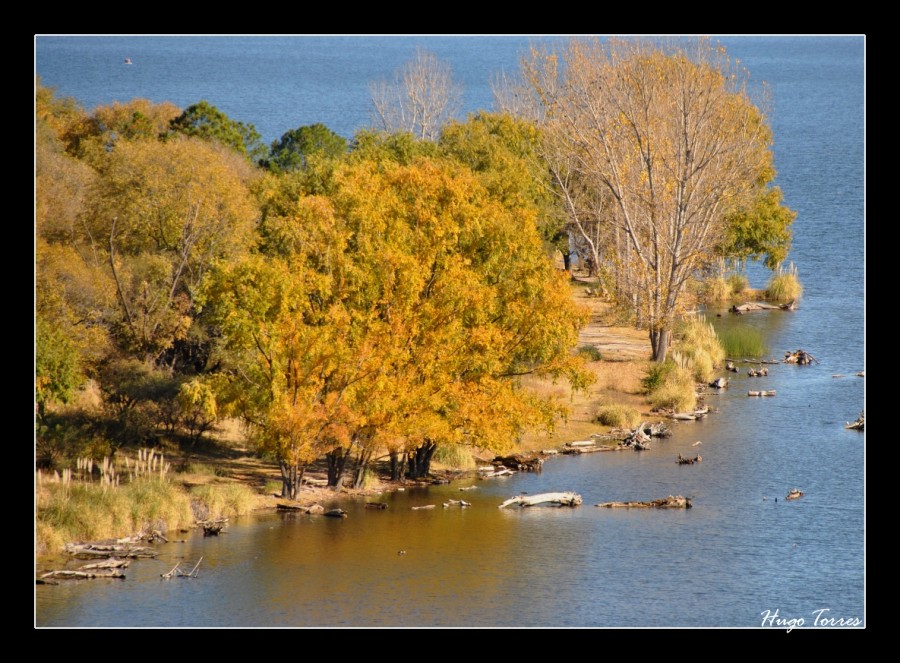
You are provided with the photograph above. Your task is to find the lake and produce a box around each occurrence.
[35,35,865,627]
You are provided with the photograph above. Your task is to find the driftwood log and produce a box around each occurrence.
[709,377,728,389]
[65,543,158,559]
[845,412,864,431]
[726,361,739,373]
[410,504,436,510]
[748,390,777,397]
[277,502,325,514]
[79,558,130,570]
[40,569,125,580]
[324,509,348,518]
[747,367,769,377]
[498,492,582,508]
[480,468,514,478]
[596,495,692,509]
[442,499,472,508]
[676,454,702,465]
[731,301,796,314]
[365,502,388,510]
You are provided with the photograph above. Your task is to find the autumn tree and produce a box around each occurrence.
[204,156,590,493]
[519,38,783,360]
[85,137,257,363]
[371,48,461,141]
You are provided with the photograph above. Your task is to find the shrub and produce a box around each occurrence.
[648,365,697,412]
[595,403,641,428]
[675,316,725,382]
[727,272,749,295]
[577,345,603,362]
[702,276,730,303]
[767,263,803,302]
[642,360,674,394]
[433,444,476,470]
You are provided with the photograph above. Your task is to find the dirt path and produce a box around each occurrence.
[520,283,652,446]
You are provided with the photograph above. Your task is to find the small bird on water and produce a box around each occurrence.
[398,550,407,556]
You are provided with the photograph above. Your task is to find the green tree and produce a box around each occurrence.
[266,123,347,172]
[720,186,795,270]
[169,100,266,163]
[35,317,83,421]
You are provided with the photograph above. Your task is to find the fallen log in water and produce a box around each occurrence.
[561,445,617,455]
[595,495,692,509]
[410,504,436,510]
[845,412,865,431]
[79,558,130,570]
[41,569,126,580]
[498,492,582,508]
[748,390,777,397]
[731,302,785,313]
[709,377,728,389]
[65,543,158,559]
[324,509,348,518]
[459,485,478,491]
[493,453,543,473]
[676,454,702,465]
[365,502,388,510]
[480,468,514,478]
[442,499,471,508]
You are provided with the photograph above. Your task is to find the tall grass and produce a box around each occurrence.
[767,263,803,302]
[675,317,725,382]
[595,403,641,428]
[190,483,260,521]
[648,365,697,412]
[36,477,193,554]
[727,272,749,295]
[702,276,730,303]
[433,444,476,470]
[719,326,769,358]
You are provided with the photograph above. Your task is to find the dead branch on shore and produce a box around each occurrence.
[41,569,126,580]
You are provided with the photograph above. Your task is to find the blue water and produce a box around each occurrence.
[35,36,865,628]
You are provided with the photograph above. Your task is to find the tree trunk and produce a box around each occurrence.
[352,448,373,489]
[326,447,349,489]
[279,459,300,500]
[651,328,671,362]
[562,251,571,272]
[389,451,406,482]
[406,440,437,479]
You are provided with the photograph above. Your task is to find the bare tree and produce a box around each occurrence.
[519,38,774,360]
[371,48,462,141]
